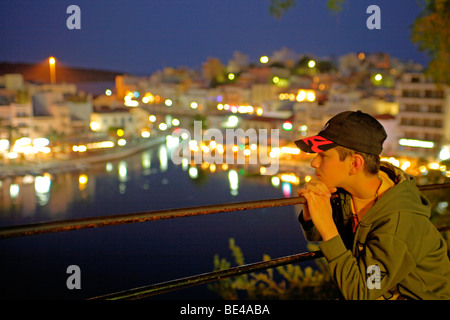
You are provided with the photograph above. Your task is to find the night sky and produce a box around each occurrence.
[0,0,429,75]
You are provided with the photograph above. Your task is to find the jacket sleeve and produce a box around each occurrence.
[319,232,416,300]
[298,210,322,242]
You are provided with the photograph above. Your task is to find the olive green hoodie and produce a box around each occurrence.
[299,163,450,299]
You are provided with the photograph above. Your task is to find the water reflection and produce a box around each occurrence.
[188,166,198,179]
[282,182,292,198]
[141,151,151,175]
[35,175,51,205]
[105,162,113,173]
[228,169,238,196]
[9,183,19,200]
[159,145,168,172]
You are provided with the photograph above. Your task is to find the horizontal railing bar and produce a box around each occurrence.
[414,182,450,191]
[437,225,450,232]
[0,196,306,239]
[88,250,324,300]
[1,182,450,239]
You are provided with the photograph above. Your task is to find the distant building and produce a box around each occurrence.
[396,72,450,159]
[90,106,141,136]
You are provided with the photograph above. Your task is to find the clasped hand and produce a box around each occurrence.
[298,179,339,241]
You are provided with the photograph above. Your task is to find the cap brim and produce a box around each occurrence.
[295,135,337,153]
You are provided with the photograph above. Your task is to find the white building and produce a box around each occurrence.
[90,107,141,136]
[396,72,450,159]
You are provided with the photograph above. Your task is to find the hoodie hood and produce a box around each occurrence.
[361,162,431,225]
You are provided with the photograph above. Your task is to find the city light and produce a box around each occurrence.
[73,145,87,152]
[0,139,9,152]
[165,99,173,107]
[124,99,139,107]
[439,146,450,161]
[48,56,56,84]
[7,152,18,159]
[280,146,300,155]
[260,56,269,64]
[79,174,88,185]
[399,138,434,149]
[282,121,293,131]
[142,93,155,104]
[237,105,253,113]
[280,173,300,185]
[90,121,100,131]
[33,138,50,148]
[308,60,316,68]
[225,115,239,128]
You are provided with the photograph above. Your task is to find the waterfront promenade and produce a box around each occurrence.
[0,135,166,179]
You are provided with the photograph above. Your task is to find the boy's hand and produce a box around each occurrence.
[298,179,338,241]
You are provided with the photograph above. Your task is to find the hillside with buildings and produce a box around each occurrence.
[1,49,449,175]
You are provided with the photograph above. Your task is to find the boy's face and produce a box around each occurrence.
[310,148,351,188]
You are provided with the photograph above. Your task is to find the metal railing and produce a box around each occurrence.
[1,182,450,300]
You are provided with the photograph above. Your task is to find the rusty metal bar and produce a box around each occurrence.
[89,250,324,300]
[437,225,450,232]
[0,196,306,239]
[1,182,450,239]
[415,182,450,191]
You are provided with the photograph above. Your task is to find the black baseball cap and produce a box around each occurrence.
[294,110,387,155]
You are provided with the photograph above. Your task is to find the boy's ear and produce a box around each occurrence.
[349,154,364,174]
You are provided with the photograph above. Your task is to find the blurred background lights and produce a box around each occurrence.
[282,121,293,131]
[439,146,450,161]
[260,56,269,64]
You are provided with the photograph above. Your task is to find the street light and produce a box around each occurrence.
[48,56,56,84]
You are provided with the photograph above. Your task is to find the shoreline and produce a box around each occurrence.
[0,135,167,179]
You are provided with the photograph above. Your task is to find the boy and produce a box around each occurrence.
[296,110,450,299]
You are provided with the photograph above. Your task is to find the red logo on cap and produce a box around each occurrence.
[302,136,334,153]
